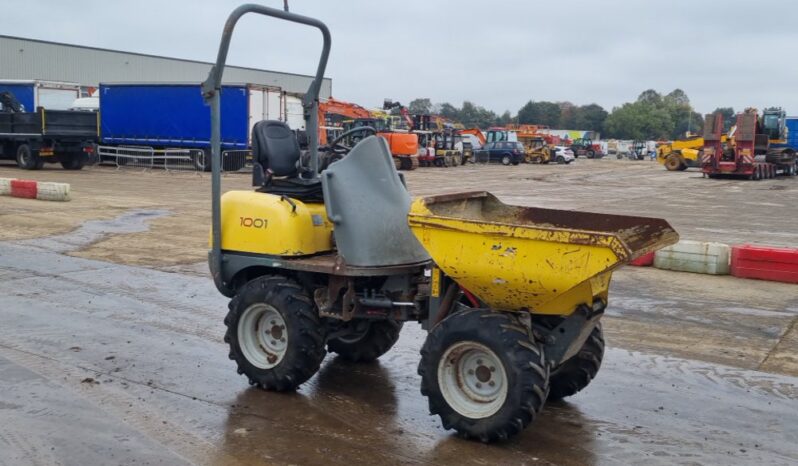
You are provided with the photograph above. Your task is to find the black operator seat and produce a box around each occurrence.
[251,120,323,202]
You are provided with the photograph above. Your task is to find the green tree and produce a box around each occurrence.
[603,101,674,140]
[408,98,432,115]
[517,101,561,127]
[427,101,499,128]
[662,88,699,138]
[712,107,736,132]
[558,102,577,128]
[573,104,608,132]
[637,89,663,105]
[496,110,512,126]
[664,88,689,106]
[604,88,704,139]
[437,102,458,120]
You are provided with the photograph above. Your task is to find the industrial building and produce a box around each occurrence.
[0,35,332,98]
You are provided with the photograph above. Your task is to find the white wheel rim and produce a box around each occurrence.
[238,303,288,369]
[437,341,508,419]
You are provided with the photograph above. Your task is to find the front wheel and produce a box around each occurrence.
[664,154,683,171]
[419,309,549,443]
[548,325,604,401]
[556,155,565,164]
[500,154,511,166]
[224,275,326,391]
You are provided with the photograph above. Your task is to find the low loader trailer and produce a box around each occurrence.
[702,110,797,180]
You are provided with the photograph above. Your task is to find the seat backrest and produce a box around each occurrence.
[321,136,430,267]
[251,120,300,177]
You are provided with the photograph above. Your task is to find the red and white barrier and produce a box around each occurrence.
[629,251,655,266]
[731,244,798,284]
[0,178,12,196]
[0,178,70,201]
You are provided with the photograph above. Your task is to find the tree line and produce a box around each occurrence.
[407,90,736,140]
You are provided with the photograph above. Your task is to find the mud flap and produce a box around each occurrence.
[542,300,605,367]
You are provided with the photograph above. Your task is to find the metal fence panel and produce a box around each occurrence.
[95,145,250,173]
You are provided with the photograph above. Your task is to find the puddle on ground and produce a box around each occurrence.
[11,209,171,253]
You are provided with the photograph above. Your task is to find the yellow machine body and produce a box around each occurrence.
[657,135,727,170]
[216,191,333,256]
[408,192,678,315]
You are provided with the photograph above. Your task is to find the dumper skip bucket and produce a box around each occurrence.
[408,191,679,314]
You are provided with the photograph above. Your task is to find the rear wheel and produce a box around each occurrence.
[548,325,604,401]
[500,154,511,166]
[60,153,85,170]
[327,320,403,362]
[419,309,549,443]
[556,155,565,164]
[16,144,42,170]
[224,275,326,391]
[586,150,595,159]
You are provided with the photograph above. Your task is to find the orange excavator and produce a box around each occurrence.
[378,99,419,170]
[317,97,418,170]
[317,97,371,145]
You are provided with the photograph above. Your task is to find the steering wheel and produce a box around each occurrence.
[326,126,376,151]
[320,126,377,169]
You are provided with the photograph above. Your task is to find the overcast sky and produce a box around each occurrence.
[6,0,798,115]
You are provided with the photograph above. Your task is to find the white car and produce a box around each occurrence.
[553,146,575,164]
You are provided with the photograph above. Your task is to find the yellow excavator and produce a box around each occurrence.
[203,4,678,443]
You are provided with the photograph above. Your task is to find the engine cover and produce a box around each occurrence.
[216,190,333,256]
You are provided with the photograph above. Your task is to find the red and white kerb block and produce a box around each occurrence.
[0,178,71,201]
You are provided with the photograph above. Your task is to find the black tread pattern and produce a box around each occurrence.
[327,320,403,363]
[61,156,84,170]
[224,275,326,391]
[418,309,549,443]
[548,325,604,401]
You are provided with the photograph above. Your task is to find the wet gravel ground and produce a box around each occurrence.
[1,159,797,464]
[0,213,796,464]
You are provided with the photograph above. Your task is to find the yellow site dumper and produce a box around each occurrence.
[204,4,680,444]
